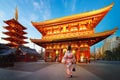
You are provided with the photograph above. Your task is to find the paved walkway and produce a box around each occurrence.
[0,62,103,80]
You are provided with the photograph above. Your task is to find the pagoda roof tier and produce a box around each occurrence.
[2,37,28,44]
[7,43,19,47]
[3,32,27,39]
[30,28,118,46]
[3,26,27,34]
[4,18,27,30]
[32,3,114,34]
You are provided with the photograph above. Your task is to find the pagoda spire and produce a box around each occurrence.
[15,7,18,21]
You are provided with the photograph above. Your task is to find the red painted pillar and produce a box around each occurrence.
[76,49,80,63]
[52,49,56,62]
[59,49,63,62]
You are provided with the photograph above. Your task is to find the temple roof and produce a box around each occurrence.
[30,28,118,46]
[32,3,114,33]
[0,43,16,55]
[18,45,39,55]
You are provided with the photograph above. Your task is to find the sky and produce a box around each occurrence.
[0,0,120,52]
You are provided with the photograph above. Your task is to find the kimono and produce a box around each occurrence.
[62,51,76,77]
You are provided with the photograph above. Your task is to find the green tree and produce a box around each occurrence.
[112,43,120,60]
[104,50,113,60]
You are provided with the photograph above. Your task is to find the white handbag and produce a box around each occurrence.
[61,58,66,64]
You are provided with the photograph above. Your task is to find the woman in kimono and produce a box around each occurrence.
[62,45,76,78]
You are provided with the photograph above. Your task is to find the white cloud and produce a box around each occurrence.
[33,0,51,20]
[71,0,77,12]
[29,14,39,21]
[0,10,5,19]
[19,16,32,27]
[33,1,40,10]
[0,11,8,44]
[62,0,77,12]
[0,31,9,44]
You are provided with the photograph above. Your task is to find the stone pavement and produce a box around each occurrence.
[0,62,103,80]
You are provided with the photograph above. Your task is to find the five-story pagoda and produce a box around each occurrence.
[2,8,28,48]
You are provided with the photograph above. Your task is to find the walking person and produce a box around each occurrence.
[62,45,76,78]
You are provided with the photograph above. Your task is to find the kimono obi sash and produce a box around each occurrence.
[66,54,73,59]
